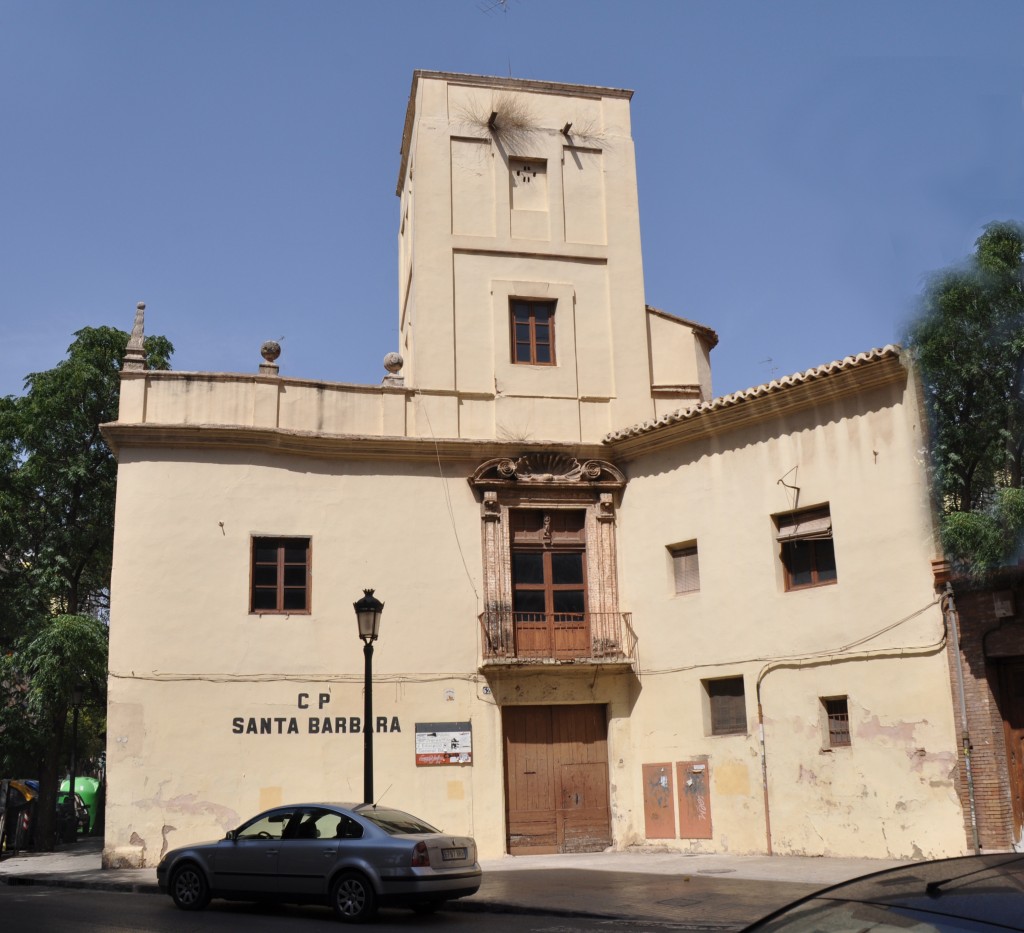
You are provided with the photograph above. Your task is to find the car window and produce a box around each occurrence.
[334,816,363,839]
[357,807,439,835]
[236,810,295,840]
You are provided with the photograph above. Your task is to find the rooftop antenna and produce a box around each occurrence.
[760,357,779,382]
[478,0,515,75]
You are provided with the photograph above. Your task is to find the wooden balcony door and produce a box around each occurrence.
[511,509,588,659]
[503,704,611,854]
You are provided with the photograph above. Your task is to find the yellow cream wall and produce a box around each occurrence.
[613,378,967,858]
[104,448,505,866]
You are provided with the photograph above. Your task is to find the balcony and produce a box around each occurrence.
[479,610,637,668]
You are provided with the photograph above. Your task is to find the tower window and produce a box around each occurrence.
[511,299,556,365]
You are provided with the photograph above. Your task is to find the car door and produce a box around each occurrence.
[275,807,342,897]
[211,808,297,896]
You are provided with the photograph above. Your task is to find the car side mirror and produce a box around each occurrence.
[224,830,237,841]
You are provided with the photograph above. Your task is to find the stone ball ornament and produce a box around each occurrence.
[383,352,404,374]
[261,341,282,363]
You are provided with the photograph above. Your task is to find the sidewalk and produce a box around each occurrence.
[0,837,908,926]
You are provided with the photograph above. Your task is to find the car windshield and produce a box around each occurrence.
[235,810,296,840]
[752,898,1002,933]
[357,807,439,835]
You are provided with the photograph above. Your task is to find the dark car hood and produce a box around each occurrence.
[818,855,1024,929]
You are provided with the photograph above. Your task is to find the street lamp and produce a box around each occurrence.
[353,589,384,804]
[67,683,84,841]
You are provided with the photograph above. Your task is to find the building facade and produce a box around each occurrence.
[102,71,977,868]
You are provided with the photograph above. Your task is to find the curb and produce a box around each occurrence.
[2,874,161,895]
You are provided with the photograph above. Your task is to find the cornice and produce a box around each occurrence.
[99,421,607,465]
[645,305,720,349]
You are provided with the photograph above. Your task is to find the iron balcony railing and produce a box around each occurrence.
[479,610,637,664]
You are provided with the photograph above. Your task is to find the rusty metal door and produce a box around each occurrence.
[642,763,676,839]
[504,705,611,854]
[676,760,713,839]
[998,659,1024,844]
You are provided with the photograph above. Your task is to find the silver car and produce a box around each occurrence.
[156,803,481,922]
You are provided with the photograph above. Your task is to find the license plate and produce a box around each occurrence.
[442,847,467,861]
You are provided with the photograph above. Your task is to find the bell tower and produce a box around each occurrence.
[395,71,712,441]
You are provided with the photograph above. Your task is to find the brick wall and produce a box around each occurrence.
[944,578,1024,850]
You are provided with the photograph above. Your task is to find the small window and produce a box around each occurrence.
[251,537,311,614]
[705,677,747,736]
[776,505,837,590]
[669,543,700,594]
[823,696,851,748]
[511,299,556,365]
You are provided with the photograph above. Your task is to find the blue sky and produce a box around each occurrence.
[2,0,1022,402]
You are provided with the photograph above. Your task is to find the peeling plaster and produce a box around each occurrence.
[856,714,922,744]
[160,824,177,861]
[906,747,956,778]
[797,764,820,786]
[134,789,240,834]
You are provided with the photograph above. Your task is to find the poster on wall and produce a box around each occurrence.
[415,721,472,766]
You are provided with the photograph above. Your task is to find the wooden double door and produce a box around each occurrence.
[502,704,611,854]
[997,658,1024,845]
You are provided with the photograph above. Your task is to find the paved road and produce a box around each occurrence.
[0,884,741,932]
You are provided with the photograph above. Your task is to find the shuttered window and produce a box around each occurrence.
[706,677,747,736]
[776,505,837,590]
[669,543,700,594]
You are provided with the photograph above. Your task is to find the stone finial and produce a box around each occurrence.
[122,302,147,371]
[259,340,281,376]
[382,351,404,386]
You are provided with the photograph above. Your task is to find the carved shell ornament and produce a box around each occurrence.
[469,453,626,489]
[498,453,585,482]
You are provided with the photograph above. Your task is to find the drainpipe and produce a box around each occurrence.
[945,583,981,854]
[756,688,773,855]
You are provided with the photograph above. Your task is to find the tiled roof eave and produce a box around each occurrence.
[604,346,906,453]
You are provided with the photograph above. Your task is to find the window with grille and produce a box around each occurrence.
[823,696,851,748]
[669,543,700,594]
[776,505,837,590]
[706,677,747,736]
[250,537,311,614]
[510,299,556,365]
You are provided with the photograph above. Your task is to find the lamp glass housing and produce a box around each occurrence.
[353,589,384,642]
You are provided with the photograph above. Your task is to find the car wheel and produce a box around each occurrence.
[412,899,445,914]
[331,871,377,923]
[170,863,211,911]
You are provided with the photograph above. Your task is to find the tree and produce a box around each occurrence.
[907,222,1024,575]
[0,325,172,848]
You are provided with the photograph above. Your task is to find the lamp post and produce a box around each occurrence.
[353,589,384,805]
[67,683,84,841]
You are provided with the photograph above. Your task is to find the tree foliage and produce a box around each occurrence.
[0,324,171,847]
[907,222,1024,576]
